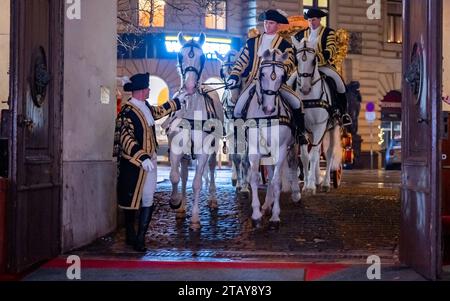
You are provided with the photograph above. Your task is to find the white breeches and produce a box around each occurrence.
[142,154,157,208]
[319,66,346,93]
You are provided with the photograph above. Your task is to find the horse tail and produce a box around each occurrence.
[329,125,343,171]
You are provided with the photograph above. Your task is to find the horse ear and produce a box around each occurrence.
[198,33,206,46]
[291,36,301,51]
[178,32,187,46]
[262,49,271,59]
[281,51,289,62]
[215,51,225,62]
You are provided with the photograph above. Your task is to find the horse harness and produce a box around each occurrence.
[177,40,206,81]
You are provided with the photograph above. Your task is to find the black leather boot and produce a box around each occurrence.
[337,93,352,126]
[134,206,154,252]
[124,210,136,246]
[293,108,308,145]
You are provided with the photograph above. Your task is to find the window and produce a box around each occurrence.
[386,0,402,43]
[205,0,227,30]
[139,0,165,28]
[303,0,329,27]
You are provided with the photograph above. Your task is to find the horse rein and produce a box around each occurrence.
[257,60,286,107]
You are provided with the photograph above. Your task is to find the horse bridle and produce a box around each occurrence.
[296,41,321,87]
[177,41,206,81]
[257,59,286,107]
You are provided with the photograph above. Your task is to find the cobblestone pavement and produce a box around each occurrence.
[78,167,401,263]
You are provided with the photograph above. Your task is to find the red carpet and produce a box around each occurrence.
[42,258,349,281]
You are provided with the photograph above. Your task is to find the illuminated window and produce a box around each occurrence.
[139,0,165,28]
[387,0,402,44]
[205,0,227,30]
[303,0,329,27]
[164,35,232,59]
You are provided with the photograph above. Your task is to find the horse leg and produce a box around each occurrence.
[300,144,310,194]
[207,153,218,209]
[177,156,190,218]
[190,153,209,230]
[240,153,251,196]
[306,145,321,195]
[269,145,288,229]
[248,153,263,228]
[287,145,301,203]
[202,159,210,189]
[262,164,274,216]
[170,152,183,214]
[321,132,332,192]
[231,154,239,188]
[231,154,241,190]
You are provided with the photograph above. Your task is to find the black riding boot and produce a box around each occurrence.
[337,93,352,126]
[124,210,136,246]
[293,108,308,145]
[134,206,154,252]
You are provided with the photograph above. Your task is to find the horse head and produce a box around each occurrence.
[259,49,288,115]
[293,39,318,95]
[177,32,206,95]
[216,49,240,105]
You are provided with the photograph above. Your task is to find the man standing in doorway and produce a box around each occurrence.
[114,73,185,252]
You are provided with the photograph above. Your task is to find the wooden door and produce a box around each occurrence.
[8,0,63,273]
[401,0,442,280]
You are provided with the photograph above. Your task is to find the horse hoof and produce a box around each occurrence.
[208,199,218,210]
[170,197,182,210]
[175,207,186,219]
[292,192,301,203]
[269,221,280,231]
[322,186,331,193]
[232,179,237,187]
[189,222,201,231]
[261,206,272,217]
[251,218,263,229]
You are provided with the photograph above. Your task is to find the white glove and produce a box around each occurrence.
[175,91,189,106]
[227,78,238,88]
[141,159,155,172]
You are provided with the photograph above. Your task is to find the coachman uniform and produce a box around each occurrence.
[228,9,296,89]
[113,72,183,251]
[293,8,352,126]
[114,99,180,209]
[294,9,337,67]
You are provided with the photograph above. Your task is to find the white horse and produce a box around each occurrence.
[216,50,251,196]
[289,39,343,194]
[164,32,225,230]
[234,49,302,229]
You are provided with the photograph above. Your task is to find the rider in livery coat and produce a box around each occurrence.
[227,9,308,145]
[114,72,184,252]
[293,8,352,126]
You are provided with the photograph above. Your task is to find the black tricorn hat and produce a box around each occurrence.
[258,9,289,24]
[304,8,328,19]
[123,73,150,92]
